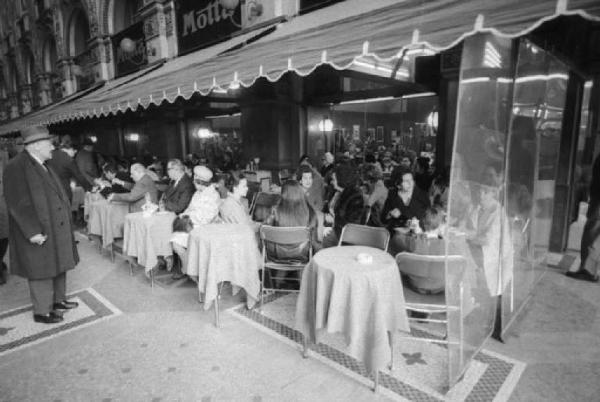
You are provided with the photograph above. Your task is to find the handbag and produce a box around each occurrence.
[172,215,193,232]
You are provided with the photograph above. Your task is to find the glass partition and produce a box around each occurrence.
[500,40,568,335]
[446,33,514,386]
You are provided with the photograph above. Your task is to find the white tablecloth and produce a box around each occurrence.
[123,211,176,272]
[186,223,262,310]
[295,245,410,373]
[87,198,130,248]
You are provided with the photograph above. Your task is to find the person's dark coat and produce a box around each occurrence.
[110,174,158,212]
[3,151,79,280]
[162,174,195,214]
[47,148,92,200]
[74,148,99,186]
[99,172,132,198]
[381,187,431,229]
[333,187,365,238]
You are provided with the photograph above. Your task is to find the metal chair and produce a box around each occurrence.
[338,223,390,251]
[259,225,313,309]
[395,252,466,346]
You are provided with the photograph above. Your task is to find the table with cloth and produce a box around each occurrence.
[295,245,410,374]
[123,211,176,273]
[186,223,262,311]
[87,198,130,248]
[83,191,104,221]
[71,186,85,212]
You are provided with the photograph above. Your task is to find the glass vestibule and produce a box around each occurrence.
[446,32,571,385]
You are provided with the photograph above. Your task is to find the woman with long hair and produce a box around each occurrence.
[267,180,318,231]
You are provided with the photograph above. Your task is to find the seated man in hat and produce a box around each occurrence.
[107,163,158,212]
[169,165,221,279]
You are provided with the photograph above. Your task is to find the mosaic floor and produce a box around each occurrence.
[0,288,122,357]
[228,293,526,402]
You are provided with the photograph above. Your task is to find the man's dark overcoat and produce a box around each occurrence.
[47,148,92,200]
[2,150,79,280]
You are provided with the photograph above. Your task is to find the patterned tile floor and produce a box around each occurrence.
[229,293,525,401]
[0,234,599,401]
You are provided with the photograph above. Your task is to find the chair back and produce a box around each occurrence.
[338,223,390,251]
[395,252,465,294]
[278,169,292,185]
[260,225,313,264]
[251,192,281,222]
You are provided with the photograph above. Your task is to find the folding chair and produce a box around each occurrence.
[338,223,390,251]
[259,225,313,309]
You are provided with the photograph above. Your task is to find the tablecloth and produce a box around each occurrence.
[87,198,130,248]
[123,211,176,272]
[186,223,262,310]
[295,245,410,373]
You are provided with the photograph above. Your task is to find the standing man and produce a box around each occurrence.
[568,154,600,282]
[75,137,100,186]
[3,126,79,324]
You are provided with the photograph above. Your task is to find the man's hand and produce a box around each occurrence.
[29,234,47,245]
[111,178,123,186]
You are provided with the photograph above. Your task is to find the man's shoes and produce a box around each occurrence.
[33,312,64,324]
[565,269,599,283]
[53,300,79,310]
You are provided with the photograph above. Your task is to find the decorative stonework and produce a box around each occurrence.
[144,13,158,39]
[165,8,173,36]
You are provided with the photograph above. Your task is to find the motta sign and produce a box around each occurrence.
[177,0,242,55]
[111,21,148,78]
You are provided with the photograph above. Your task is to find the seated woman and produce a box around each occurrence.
[170,166,221,279]
[264,180,320,288]
[381,167,430,236]
[361,163,388,227]
[322,163,366,247]
[265,180,320,251]
[219,172,253,226]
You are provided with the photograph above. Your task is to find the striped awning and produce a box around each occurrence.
[1,0,599,135]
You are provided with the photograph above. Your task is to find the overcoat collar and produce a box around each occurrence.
[24,150,68,202]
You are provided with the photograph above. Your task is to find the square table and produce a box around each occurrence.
[123,211,176,275]
[87,198,130,249]
[186,223,262,326]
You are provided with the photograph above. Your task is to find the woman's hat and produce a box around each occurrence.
[21,126,53,145]
[193,165,213,184]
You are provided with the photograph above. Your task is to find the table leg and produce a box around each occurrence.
[373,370,379,392]
[214,296,220,328]
[388,330,394,371]
[302,335,309,358]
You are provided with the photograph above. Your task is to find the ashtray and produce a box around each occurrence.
[356,253,373,265]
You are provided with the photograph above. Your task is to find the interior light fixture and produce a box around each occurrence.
[318,116,333,132]
[89,135,97,143]
[127,133,139,142]
[196,128,213,139]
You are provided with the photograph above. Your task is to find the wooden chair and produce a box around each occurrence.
[259,225,313,309]
[338,223,390,251]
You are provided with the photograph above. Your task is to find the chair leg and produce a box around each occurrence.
[128,259,133,276]
[150,267,154,289]
[110,244,115,263]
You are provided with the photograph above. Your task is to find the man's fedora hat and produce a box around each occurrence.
[21,126,53,145]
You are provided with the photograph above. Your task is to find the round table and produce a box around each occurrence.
[123,211,176,273]
[295,245,410,374]
[186,223,262,314]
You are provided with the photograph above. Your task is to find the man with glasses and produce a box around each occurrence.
[161,159,195,214]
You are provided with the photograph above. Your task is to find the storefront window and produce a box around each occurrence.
[500,39,569,335]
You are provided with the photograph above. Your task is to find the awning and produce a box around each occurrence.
[1,0,599,134]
